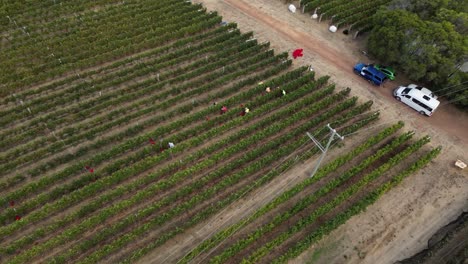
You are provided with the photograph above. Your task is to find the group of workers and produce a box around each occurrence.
[265,86,287,96]
[219,105,249,116]
[219,85,286,116]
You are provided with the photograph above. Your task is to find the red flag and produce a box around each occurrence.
[15,215,21,221]
[292,49,303,59]
[149,138,156,145]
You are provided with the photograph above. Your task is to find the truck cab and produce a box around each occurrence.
[353,63,387,86]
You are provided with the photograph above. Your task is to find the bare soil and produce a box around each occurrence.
[138,0,468,263]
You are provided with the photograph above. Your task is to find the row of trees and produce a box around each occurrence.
[368,0,468,108]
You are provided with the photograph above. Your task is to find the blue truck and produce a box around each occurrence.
[353,63,387,86]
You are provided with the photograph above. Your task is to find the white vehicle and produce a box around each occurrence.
[406,84,438,99]
[393,85,440,116]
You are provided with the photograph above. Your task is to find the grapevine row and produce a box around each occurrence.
[180,121,404,263]
[70,93,374,264]
[241,135,430,263]
[129,103,381,264]
[1,72,328,254]
[0,25,241,128]
[0,22,236,105]
[208,131,414,263]
[273,146,442,263]
[6,76,352,262]
[1,4,221,94]
[0,35,268,174]
[0,54,292,225]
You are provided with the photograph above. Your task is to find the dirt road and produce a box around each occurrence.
[140,1,468,263]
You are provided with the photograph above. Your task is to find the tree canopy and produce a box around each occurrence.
[368,0,468,108]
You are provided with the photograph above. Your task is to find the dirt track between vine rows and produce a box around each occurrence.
[139,1,468,263]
